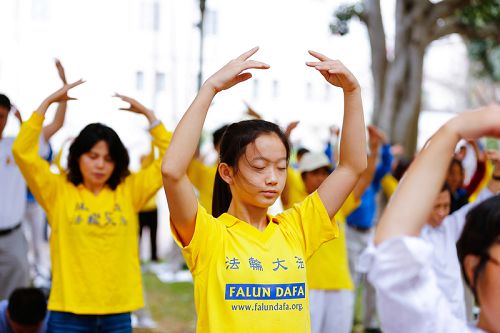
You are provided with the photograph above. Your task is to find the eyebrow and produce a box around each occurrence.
[250,156,287,163]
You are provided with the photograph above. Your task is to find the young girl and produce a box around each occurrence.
[12,82,171,332]
[162,47,367,332]
[362,105,500,333]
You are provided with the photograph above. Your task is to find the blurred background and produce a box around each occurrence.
[1,0,498,331]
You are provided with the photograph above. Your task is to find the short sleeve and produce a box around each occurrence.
[339,192,359,218]
[276,191,339,260]
[170,203,223,275]
[359,237,473,333]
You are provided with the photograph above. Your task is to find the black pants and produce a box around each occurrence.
[139,209,158,261]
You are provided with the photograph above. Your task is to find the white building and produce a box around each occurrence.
[0,0,472,257]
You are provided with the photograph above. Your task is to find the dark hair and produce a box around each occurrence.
[297,147,310,161]
[440,182,452,196]
[8,288,47,325]
[392,158,412,181]
[212,125,229,148]
[448,158,464,174]
[457,195,500,303]
[0,93,12,110]
[67,123,130,189]
[212,120,290,217]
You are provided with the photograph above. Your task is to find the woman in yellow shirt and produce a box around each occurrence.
[161,48,367,333]
[12,82,171,333]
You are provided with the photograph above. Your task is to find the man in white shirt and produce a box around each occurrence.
[0,67,68,299]
[0,94,31,300]
[420,182,493,320]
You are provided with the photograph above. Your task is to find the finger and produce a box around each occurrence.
[67,79,85,89]
[305,61,327,67]
[308,50,331,62]
[118,108,133,112]
[240,60,270,70]
[236,47,260,61]
[234,72,253,85]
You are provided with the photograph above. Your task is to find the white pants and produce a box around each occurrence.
[346,225,378,328]
[23,200,46,264]
[309,289,354,333]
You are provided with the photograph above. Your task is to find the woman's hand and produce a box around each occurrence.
[114,93,157,124]
[41,79,85,109]
[55,58,67,84]
[306,50,359,93]
[203,47,270,94]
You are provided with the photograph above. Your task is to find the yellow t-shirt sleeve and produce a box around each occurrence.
[282,167,307,210]
[170,203,223,275]
[12,112,61,215]
[187,159,210,191]
[276,191,339,260]
[339,192,360,218]
[381,174,398,199]
[125,123,172,212]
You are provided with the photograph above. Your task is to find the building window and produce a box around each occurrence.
[140,0,160,31]
[205,9,218,35]
[324,83,331,100]
[306,82,313,100]
[136,71,144,91]
[253,79,259,99]
[155,72,165,92]
[32,0,49,20]
[272,80,279,98]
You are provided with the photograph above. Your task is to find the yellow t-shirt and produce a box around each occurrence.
[306,193,359,290]
[381,174,398,199]
[187,159,217,214]
[12,113,172,314]
[283,167,308,210]
[172,192,338,333]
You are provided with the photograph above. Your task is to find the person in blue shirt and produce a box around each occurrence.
[0,288,47,333]
[346,125,392,333]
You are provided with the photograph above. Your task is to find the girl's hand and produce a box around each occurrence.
[306,50,359,93]
[204,47,270,93]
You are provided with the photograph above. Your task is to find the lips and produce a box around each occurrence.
[92,172,107,179]
[261,190,279,198]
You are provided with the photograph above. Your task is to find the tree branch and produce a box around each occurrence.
[427,0,470,24]
[431,16,500,42]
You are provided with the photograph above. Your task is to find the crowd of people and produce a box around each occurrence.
[0,49,499,333]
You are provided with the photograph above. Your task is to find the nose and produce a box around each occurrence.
[265,168,278,186]
[96,157,105,168]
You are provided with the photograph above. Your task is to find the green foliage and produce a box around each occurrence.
[329,2,364,35]
[457,0,500,82]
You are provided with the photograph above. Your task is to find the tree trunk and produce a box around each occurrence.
[372,0,428,158]
[363,0,387,125]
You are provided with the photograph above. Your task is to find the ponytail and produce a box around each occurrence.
[212,169,232,218]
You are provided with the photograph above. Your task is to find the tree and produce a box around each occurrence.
[331,0,500,157]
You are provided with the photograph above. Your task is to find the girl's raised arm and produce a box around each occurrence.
[161,47,269,246]
[306,51,367,219]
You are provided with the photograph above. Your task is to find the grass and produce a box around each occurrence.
[138,272,196,333]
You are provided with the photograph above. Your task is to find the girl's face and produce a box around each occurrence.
[78,140,115,190]
[477,243,500,332]
[229,133,287,209]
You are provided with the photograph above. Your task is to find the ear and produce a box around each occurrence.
[463,254,480,288]
[218,163,234,185]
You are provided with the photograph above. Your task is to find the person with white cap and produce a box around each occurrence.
[291,150,372,333]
